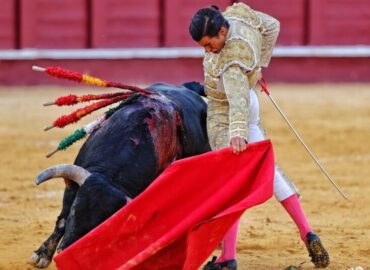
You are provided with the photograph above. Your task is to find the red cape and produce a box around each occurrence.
[54,140,274,270]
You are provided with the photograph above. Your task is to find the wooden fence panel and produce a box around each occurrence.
[308,0,370,45]
[20,0,87,48]
[91,0,161,48]
[0,0,15,49]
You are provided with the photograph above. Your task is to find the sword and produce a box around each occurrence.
[258,78,348,200]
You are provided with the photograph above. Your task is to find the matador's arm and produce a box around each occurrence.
[255,11,280,67]
[222,65,250,141]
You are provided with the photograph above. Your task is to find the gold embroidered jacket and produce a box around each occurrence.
[204,3,279,144]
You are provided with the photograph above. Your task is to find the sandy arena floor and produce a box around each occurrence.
[0,83,369,270]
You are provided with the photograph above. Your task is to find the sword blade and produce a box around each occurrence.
[267,94,348,200]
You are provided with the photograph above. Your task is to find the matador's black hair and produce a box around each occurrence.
[189,5,230,42]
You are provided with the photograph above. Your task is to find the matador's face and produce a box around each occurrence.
[197,26,228,54]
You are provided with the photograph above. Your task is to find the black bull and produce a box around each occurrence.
[29,82,212,268]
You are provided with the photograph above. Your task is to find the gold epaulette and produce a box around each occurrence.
[222,3,262,29]
[213,39,255,76]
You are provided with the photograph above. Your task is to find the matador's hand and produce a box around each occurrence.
[230,136,248,155]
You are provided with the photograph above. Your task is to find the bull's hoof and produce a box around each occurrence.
[28,252,39,265]
[28,251,52,268]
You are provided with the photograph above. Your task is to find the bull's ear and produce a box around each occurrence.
[182,81,205,97]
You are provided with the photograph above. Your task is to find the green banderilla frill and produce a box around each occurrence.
[59,128,87,150]
[46,92,141,158]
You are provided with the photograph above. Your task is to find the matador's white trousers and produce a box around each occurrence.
[207,89,296,201]
[248,90,295,201]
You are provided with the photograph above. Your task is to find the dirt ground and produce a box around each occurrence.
[0,83,369,270]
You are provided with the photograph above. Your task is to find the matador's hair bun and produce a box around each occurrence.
[189,5,229,41]
[210,5,220,11]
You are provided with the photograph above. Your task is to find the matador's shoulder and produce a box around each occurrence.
[222,3,262,29]
[213,39,255,77]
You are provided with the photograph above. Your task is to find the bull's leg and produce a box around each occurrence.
[57,176,128,251]
[29,180,78,268]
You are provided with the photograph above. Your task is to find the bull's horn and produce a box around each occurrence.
[35,164,91,186]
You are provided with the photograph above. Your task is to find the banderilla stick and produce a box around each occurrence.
[258,78,348,200]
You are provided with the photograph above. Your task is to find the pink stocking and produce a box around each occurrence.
[216,218,239,262]
[281,194,312,242]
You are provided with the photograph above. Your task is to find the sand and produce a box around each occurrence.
[0,84,369,269]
